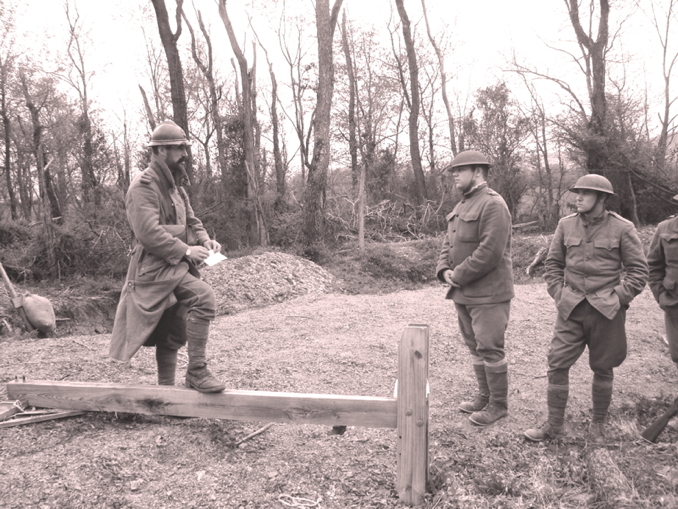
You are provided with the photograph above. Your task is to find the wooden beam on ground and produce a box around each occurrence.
[396,324,429,507]
[6,380,397,428]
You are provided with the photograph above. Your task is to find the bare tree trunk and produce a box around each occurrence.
[150,0,194,185]
[218,0,267,247]
[302,0,343,248]
[395,0,427,205]
[650,0,678,170]
[65,3,97,206]
[0,58,17,219]
[13,139,33,220]
[139,85,157,131]
[421,0,457,156]
[20,73,57,270]
[340,14,358,191]
[184,10,227,180]
[256,37,286,211]
[565,0,609,171]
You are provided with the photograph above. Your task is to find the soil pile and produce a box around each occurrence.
[201,251,335,315]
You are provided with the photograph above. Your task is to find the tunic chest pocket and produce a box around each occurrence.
[457,211,480,242]
[660,232,678,259]
[564,236,583,265]
[564,236,582,249]
[593,237,621,271]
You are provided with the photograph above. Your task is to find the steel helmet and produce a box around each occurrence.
[148,121,192,147]
[445,150,492,171]
[569,174,615,195]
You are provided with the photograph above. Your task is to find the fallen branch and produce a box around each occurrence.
[236,422,275,446]
[526,246,548,276]
[69,338,94,351]
[513,220,539,229]
[0,410,84,428]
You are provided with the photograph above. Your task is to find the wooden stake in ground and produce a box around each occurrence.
[0,263,34,332]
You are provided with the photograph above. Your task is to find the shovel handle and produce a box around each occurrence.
[0,263,34,331]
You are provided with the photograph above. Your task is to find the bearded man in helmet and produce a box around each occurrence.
[436,150,515,426]
[110,120,225,393]
[524,174,648,442]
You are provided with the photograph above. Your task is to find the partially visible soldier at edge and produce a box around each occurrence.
[647,194,678,373]
[109,120,226,393]
[524,174,648,442]
[436,150,515,427]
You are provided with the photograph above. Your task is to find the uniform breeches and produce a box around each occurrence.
[144,271,216,350]
[454,301,511,364]
[174,271,216,324]
[547,299,626,385]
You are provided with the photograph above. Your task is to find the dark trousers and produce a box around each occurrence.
[145,271,216,350]
[547,299,626,385]
[454,301,511,364]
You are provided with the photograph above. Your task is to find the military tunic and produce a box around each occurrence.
[109,155,213,361]
[647,214,678,364]
[544,210,648,373]
[436,183,514,364]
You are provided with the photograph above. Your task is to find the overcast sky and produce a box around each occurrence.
[13,0,673,137]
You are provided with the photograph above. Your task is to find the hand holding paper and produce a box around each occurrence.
[204,250,227,266]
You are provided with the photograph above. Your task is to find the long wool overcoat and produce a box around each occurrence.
[109,156,210,361]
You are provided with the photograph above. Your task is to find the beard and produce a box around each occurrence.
[167,157,186,174]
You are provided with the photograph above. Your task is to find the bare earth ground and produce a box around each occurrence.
[1,277,678,508]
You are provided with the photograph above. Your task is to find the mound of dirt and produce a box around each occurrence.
[201,251,335,315]
[0,252,334,338]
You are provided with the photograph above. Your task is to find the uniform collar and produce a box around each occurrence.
[463,182,488,198]
[150,154,180,189]
[579,209,608,226]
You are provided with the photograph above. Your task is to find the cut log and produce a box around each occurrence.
[7,380,397,428]
[586,448,632,508]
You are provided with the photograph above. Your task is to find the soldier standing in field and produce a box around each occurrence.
[110,121,225,393]
[647,196,678,372]
[524,175,648,442]
[436,150,515,426]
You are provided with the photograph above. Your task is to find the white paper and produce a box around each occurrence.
[204,250,227,266]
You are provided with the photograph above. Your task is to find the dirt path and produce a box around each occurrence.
[0,283,675,508]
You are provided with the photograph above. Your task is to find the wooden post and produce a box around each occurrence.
[5,325,431,505]
[396,324,429,506]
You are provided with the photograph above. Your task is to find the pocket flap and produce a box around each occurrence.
[564,236,582,247]
[459,211,480,222]
[593,238,618,250]
[660,232,678,243]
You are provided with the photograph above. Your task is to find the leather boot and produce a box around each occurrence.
[185,318,225,393]
[524,383,568,442]
[156,346,178,385]
[469,361,508,426]
[459,360,490,414]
